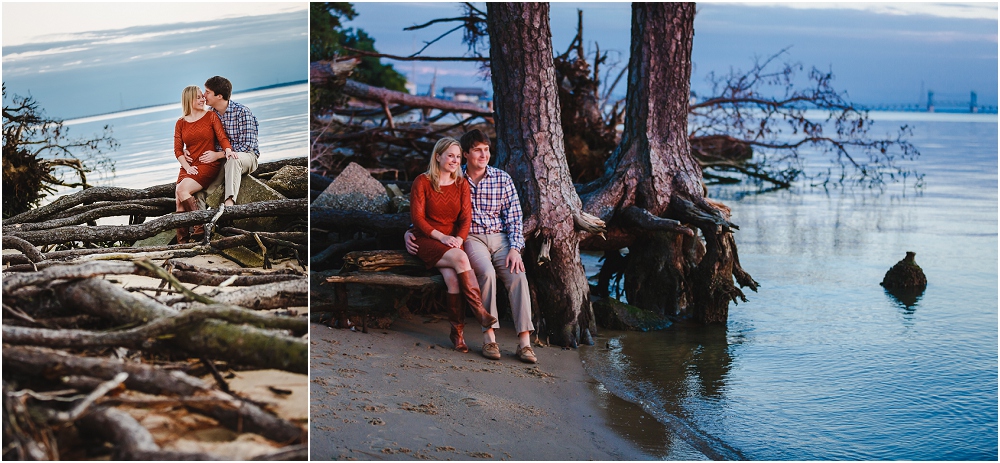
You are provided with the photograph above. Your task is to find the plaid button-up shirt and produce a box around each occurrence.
[464,165,525,252]
[213,100,260,156]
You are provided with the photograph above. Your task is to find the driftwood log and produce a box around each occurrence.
[3,162,308,459]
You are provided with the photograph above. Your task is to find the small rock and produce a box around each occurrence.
[881,251,927,291]
[881,251,927,306]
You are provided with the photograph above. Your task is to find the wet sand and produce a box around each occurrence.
[309,315,656,460]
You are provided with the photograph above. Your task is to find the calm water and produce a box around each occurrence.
[581,113,998,460]
[58,83,308,193]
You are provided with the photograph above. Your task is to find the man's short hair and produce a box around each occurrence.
[205,76,232,101]
[459,129,491,154]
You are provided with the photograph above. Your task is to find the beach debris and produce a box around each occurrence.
[1,162,309,459]
[881,251,928,306]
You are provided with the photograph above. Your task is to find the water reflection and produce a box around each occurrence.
[583,326,743,460]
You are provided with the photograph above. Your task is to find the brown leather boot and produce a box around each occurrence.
[181,197,205,242]
[446,293,469,353]
[457,270,498,328]
[175,198,190,244]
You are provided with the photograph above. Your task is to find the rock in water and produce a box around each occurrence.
[592,297,672,331]
[881,252,927,305]
[312,162,390,213]
[881,252,927,290]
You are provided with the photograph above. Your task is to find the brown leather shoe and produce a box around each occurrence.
[446,293,469,353]
[181,197,205,242]
[481,342,501,360]
[516,345,537,364]
[457,270,498,327]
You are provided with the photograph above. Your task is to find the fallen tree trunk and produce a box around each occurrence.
[5,203,172,232]
[2,243,200,266]
[56,278,308,373]
[4,184,175,225]
[7,199,308,246]
[310,208,410,234]
[341,79,493,118]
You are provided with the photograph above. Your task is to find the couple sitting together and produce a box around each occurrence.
[406,129,537,364]
[173,75,260,244]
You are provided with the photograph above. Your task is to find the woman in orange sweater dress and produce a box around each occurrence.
[411,137,497,352]
[173,85,233,243]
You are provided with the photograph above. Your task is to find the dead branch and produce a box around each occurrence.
[3,346,210,396]
[342,79,492,117]
[4,183,174,225]
[6,198,308,246]
[341,46,488,62]
[3,305,307,348]
[172,270,303,287]
[2,243,199,266]
[2,235,44,263]
[56,278,308,373]
[79,406,223,460]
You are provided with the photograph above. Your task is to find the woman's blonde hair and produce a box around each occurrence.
[180,85,201,116]
[427,137,463,193]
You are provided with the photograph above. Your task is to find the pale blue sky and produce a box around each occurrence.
[2,2,308,119]
[348,2,998,108]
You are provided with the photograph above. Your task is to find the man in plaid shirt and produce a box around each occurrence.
[198,75,260,207]
[406,129,536,363]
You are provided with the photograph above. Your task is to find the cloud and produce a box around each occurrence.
[732,2,997,20]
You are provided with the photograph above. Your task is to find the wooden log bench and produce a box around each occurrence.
[317,250,445,332]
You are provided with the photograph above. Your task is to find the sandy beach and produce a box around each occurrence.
[309,315,659,460]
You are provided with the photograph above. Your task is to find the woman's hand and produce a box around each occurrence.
[439,235,463,248]
[184,165,199,175]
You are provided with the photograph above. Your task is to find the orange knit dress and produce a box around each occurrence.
[410,173,472,268]
[174,111,232,188]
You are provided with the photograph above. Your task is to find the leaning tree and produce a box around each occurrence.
[488,2,757,347]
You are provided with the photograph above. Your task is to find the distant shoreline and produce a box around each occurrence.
[64,80,308,121]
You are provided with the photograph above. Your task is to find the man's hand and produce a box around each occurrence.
[183,149,193,164]
[224,149,238,160]
[404,230,419,255]
[199,151,224,163]
[506,249,524,274]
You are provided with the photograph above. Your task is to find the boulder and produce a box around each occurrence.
[203,175,289,232]
[312,162,390,213]
[265,166,308,199]
[592,297,672,331]
[881,251,927,306]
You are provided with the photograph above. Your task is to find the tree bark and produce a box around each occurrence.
[487,2,596,346]
[578,3,756,324]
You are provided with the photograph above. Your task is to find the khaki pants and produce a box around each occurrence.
[465,233,533,334]
[205,151,258,204]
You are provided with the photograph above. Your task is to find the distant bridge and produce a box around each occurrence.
[862,91,997,114]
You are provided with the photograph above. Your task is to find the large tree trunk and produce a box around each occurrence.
[487,3,597,347]
[581,3,757,323]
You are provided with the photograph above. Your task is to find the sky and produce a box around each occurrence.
[347,1,998,109]
[2,2,308,119]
